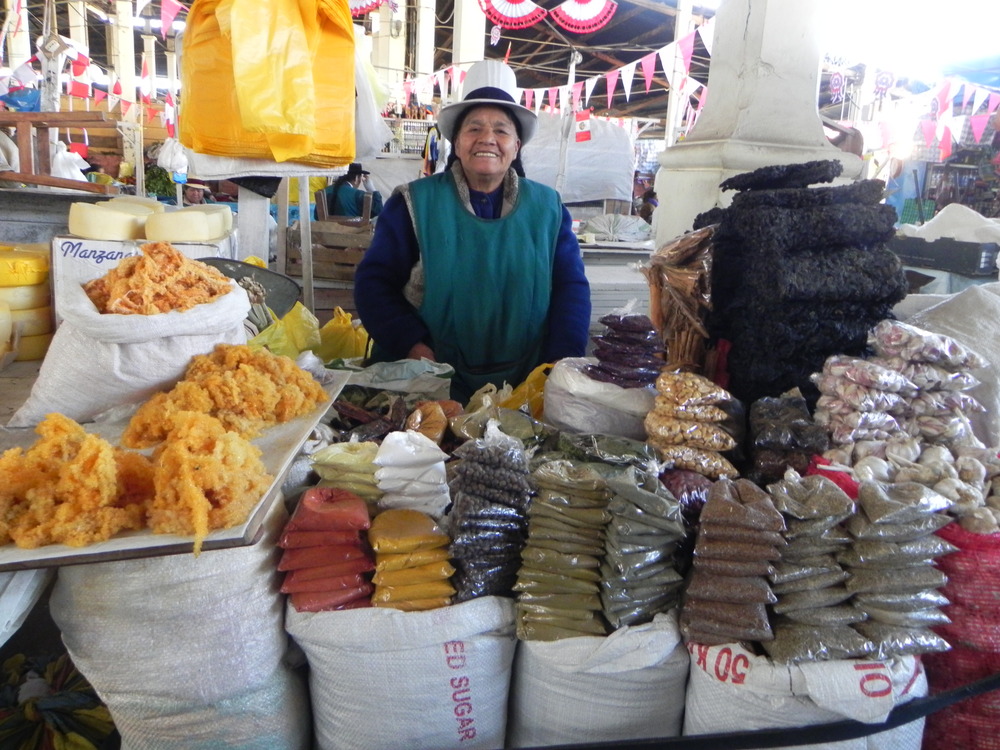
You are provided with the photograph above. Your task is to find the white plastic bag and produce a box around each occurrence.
[50,140,89,181]
[286,596,516,750]
[507,611,689,747]
[156,136,190,175]
[50,501,311,750]
[8,280,249,427]
[543,357,655,440]
[0,569,54,649]
[683,641,927,749]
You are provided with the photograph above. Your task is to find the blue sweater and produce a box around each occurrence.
[354,179,591,366]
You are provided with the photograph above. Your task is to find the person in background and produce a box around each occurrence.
[353,59,592,403]
[183,178,215,206]
[323,163,383,219]
[639,189,659,224]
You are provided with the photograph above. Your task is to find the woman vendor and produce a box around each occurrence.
[354,60,592,402]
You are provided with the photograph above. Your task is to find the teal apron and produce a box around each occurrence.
[406,172,562,402]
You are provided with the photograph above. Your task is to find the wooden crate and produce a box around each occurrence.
[286,243,367,282]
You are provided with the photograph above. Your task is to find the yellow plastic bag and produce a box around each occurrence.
[499,362,553,420]
[368,509,449,554]
[311,306,371,362]
[249,301,321,359]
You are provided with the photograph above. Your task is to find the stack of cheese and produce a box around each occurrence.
[68,196,233,242]
[0,244,54,362]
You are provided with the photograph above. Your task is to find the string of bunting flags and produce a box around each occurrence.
[0,0,187,136]
[400,17,715,127]
[916,78,1000,161]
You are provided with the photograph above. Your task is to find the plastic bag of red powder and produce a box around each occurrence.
[285,487,371,532]
[290,583,373,612]
[278,543,368,571]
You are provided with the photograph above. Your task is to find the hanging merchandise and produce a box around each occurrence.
[829,70,845,104]
[478,0,547,30]
[549,0,617,34]
[179,0,355,167]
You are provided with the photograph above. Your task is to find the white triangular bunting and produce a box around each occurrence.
[620,60,637,102]
[584,76,598,107]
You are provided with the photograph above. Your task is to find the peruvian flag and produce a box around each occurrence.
[163,91,176,137]
[575,109,592,142]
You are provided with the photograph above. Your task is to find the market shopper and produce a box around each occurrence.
[323,162,383,219]
[354,60,592,402]
[182,178,215,205]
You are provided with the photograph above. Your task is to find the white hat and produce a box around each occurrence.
[436,60,537,145]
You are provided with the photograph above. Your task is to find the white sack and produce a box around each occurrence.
[49,501,310,750]
[543,357,655,441]
[0,568,54,649]
[8,280,249,427]
[506,610,689,748]
[683,642,927,750]
[286,596,516,750]
[905,282,1000,446]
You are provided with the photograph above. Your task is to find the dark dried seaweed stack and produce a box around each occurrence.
[702,160,908,404]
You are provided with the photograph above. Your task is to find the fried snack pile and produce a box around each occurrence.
[149,411,273,555]
[83,241,232,314]
[122,344,329,448]
[0,414,153,548]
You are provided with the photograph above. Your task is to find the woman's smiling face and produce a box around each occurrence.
[454,105,521,192]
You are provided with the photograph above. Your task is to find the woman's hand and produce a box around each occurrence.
[408,342,436,361]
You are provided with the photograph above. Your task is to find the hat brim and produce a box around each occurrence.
[437,99,537,146]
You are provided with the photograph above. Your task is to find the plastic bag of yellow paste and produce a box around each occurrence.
[368,509,449,553]
[372,560,456,587]
[249,302,321,359]
[371,580,456,603]
[372,597,451,612]
[375,547,451,572]
[312,307,371,362]
[311,441,379,475]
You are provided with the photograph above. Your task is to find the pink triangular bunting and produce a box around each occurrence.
[640,53,656,93]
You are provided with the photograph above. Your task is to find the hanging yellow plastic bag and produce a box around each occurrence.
[499,362,553,420]
[311,306,370,362]
[249,301,321,359]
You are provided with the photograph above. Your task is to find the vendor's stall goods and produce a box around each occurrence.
[122,343,328,448]
[0,409,272,554]
[368,509,454,611]
[310,440,382,509]
[696,160,908,404]
[585,312,664,388]
[746,394,829,484]
[515,461,612,640]
[279,487,374,612]
[83,242,231,315]
[448,422,533,601]
[0,245,53,362]
[643,224,713,372]
[645,371,740,480]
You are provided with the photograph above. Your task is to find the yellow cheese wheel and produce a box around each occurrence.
[11,305,53,337]
[144,207,227,242]
[96,200,156,217]
[0,283,50,310]
[0,248,49,287]
[108,195,167,213]
[0,301,11,350]
[15,331,53,361]
[68,202,146,241]
[182,204,234,234]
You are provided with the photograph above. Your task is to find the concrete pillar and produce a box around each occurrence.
[653,0,863,243]
[67,2,89,51]
[371,5,407,96]
[663,0,694,148]
[414,0,435,77]
[3,0,31,67]
[452,0,485,71]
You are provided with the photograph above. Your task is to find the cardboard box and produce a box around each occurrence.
[51,232,237,325]
[889,236,1000,277]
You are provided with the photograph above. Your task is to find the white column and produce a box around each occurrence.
[3,0,31,67]
[66,1,89,51]
[371,5,407,96]
[663,0,693,148]
[653,0,863,243]
[452,0,485,70]
[111,1,137,105]
[414,0,435,77]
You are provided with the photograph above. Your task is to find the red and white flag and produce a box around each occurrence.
[140,58,152,104]
[575,109,592,142]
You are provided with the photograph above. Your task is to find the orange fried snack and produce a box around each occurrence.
[83,241,232,315]
[122,344,329,448]
[0,413,153,548]
[148,411,273,555]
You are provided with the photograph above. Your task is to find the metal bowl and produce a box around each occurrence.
[197,258,302,319]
